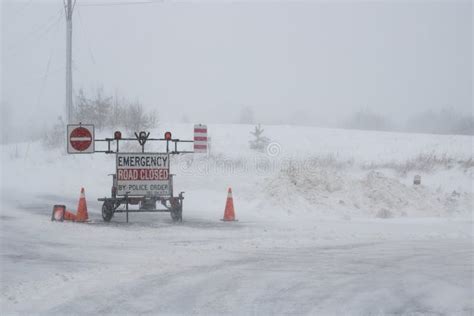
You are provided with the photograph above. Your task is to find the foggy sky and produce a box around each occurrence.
[1,0,472,135]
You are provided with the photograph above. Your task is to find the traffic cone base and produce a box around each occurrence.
[64,210,77,221]
[222,187,237,221]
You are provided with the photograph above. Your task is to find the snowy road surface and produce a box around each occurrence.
[1,201,472,315]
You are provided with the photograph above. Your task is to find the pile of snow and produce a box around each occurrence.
[262,165,472,219]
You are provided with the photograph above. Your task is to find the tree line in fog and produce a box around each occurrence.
[239,106,473,135]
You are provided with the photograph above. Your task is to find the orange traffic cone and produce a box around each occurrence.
[75,187,89,222]
[64,210,77,221]
[222,188,237,221]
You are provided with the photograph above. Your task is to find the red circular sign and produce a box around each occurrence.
[70,127,92,151]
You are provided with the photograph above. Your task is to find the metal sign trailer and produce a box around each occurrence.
[94,131,194,223]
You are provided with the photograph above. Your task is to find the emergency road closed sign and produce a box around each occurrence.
[67,124,95,154]
[116,153,171,196]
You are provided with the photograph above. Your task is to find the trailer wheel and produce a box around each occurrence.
[170,208,182,222]
[102,201,114,222]
[169,197,182,222]
[170,205,182,222]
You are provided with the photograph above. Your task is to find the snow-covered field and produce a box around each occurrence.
[1,124,473,315]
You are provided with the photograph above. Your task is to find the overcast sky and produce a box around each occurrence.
[1,0,472,133]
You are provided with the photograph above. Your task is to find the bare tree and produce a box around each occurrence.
[345,108,392,131]
[92,87,112,130]
[42,116,66,148]
[72,88,157,132]
[124,101,157,132]
[74,89,94,124]
[405,108,473,135]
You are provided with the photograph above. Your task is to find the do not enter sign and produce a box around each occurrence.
[67,124,95,154]
[71,127,92,151]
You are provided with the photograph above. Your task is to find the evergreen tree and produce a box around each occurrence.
[249,124,270,151]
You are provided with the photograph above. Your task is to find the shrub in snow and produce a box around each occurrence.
[42,116,66,149]
[376,208,393,219]
[363,153,473,175]
[249,124,270,152]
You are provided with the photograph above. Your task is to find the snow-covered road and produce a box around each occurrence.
[1,200,472,315]
[48,239,471,315]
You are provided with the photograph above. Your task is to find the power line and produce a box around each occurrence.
[34,9,63,118]
[77,9,96,65]
[5,7,64,57]
[35,43,55,111]
[77,1,158,7]
[8,0,34,21]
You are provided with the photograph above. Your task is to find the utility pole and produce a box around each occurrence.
[64,0,75,123]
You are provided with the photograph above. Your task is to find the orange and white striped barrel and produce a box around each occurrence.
[194,124,208,154]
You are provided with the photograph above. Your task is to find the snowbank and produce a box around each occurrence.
[263,166,472,219]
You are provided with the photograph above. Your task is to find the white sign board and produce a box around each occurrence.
[67,124,95,154]
[116,153,170,196]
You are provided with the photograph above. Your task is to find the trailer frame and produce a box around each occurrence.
[95,130,193,223]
